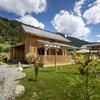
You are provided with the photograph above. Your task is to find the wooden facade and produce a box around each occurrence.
[11,24,74,66]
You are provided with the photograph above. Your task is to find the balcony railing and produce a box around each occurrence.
[39,55,71,65]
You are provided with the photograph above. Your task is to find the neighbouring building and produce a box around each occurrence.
[11,23,76,66]
[77,43,100,59]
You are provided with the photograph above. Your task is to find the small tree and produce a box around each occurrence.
[33,56,40,80]
[26,52,40,80]
[66,53,100,100]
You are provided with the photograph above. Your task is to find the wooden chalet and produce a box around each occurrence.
[11,23,76,66]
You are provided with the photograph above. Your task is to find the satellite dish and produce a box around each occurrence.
[65,34,67,38]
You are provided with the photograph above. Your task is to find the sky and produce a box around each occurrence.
[0,0,100,42]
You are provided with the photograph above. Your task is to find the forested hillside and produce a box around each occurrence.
[0,17,90,47]
[0,17,22,44]
[55,33,90,47]
[66,36,90,47]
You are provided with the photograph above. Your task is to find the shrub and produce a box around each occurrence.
[10,41,16,45]
[2,47,10,53]
[0,55,3,62]
[38,63,43,67]
[63,58,100,100]
[63,75,100,100]
[0,47,3,52]
[25,52,37,64]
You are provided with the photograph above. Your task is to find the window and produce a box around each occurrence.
[47,48,55,55]
[47,48,63,55]
[57,49,63,55]
[37,48,45,55]
[49,40,55,42]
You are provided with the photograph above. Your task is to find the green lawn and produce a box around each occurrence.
[16,64,100,100]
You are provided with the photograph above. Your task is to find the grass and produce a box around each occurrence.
[16,64,100,100]
[0,42,11,49]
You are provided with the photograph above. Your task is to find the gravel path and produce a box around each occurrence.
[0,64,26,100]
[0,85,3,100]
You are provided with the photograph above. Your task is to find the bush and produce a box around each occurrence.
[10,41,16,45]
[37,63,43,67]
[63,75,100,100]
[0,55,3,62]
[79,65,86,75]
[62,58,100,100]
[0,47,3,52]
[2,47,10,53]
[25,52,37,64]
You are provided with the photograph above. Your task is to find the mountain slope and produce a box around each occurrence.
[55,33,91,47]
[66,36,91,47]
[0,17,91,47]
[0,16,22,44]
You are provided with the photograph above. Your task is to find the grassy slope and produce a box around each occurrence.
[0,42,11,49]
[16,65,100,100]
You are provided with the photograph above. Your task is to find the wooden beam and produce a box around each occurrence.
[45,48,47,55]
[55,48,57,69]
[89,49,92,59]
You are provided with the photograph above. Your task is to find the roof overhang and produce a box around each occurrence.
[11,42,24,48]
[76,49,99,53]
[81,43,100,50]
[37,40,77,49]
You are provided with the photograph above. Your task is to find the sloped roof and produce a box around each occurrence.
[76,49,98,53]
[22,23,70,43]
[81,43,100,49]
[86,43,100,47]
[76,49,89,53]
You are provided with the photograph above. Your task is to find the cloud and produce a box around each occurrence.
[20,15,45,29]
[0,0,47,16]
[52,10,90,39]
[96,34,100,37]
[83,0,100,24]
[96,40,100,42]
[74,0,86,16]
